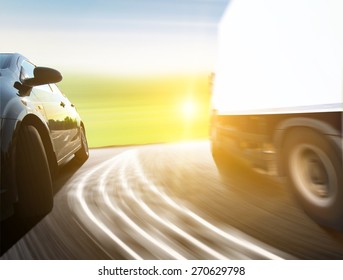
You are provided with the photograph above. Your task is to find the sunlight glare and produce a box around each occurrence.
[181,100,197,120]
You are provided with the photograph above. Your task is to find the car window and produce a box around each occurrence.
[20,60,36,81]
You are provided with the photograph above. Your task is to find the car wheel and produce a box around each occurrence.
[75,126,89,162]
[15,125,53,218]
[284,128,343,230]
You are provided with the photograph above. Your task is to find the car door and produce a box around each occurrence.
[33,84,72,162]
[49,83,80,159]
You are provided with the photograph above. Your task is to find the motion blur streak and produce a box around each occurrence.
[68,148,288,259]
[120,151,228,260]
[131,150,284,260]
[72,157,143,260]
[99,156,187,260]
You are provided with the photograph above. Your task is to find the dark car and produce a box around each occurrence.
[0,53,89,221]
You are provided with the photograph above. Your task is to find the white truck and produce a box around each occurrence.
[211,0,343,229]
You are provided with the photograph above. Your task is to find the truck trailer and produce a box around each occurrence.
[211,0,343,229]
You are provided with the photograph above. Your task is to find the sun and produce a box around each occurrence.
[181,100,197,120]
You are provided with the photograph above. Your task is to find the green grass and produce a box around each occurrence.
[59,74,211,147]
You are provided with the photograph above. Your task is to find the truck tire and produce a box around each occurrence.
[211,125,228,165]
[284,128,343,230]
[15,125,53,218]
[75,126,89,162]
[211,141,222,162]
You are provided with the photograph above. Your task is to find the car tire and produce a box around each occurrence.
[15,125,53,218]
[75,126,89,162]
[284,128,343,230]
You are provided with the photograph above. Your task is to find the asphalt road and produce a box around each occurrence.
[2,141,343,259]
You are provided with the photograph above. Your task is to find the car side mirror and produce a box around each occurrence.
[22,67,63,87]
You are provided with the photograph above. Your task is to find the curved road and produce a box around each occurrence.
[2,141,343,259]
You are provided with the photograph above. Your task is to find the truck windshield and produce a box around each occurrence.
[0,54,12,69]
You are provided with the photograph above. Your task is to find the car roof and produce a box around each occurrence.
[0,53,28,73]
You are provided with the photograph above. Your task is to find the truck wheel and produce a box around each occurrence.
[211,125,226,164]
[15,125,53,218]
[75,126,89,162]
[284,128,343,230]
[211,141,221,162]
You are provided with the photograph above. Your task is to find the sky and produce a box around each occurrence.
[0,0,229,75]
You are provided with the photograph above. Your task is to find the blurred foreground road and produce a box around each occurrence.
[2,141,343,259]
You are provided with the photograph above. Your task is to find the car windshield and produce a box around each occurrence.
[0,54,12,69]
